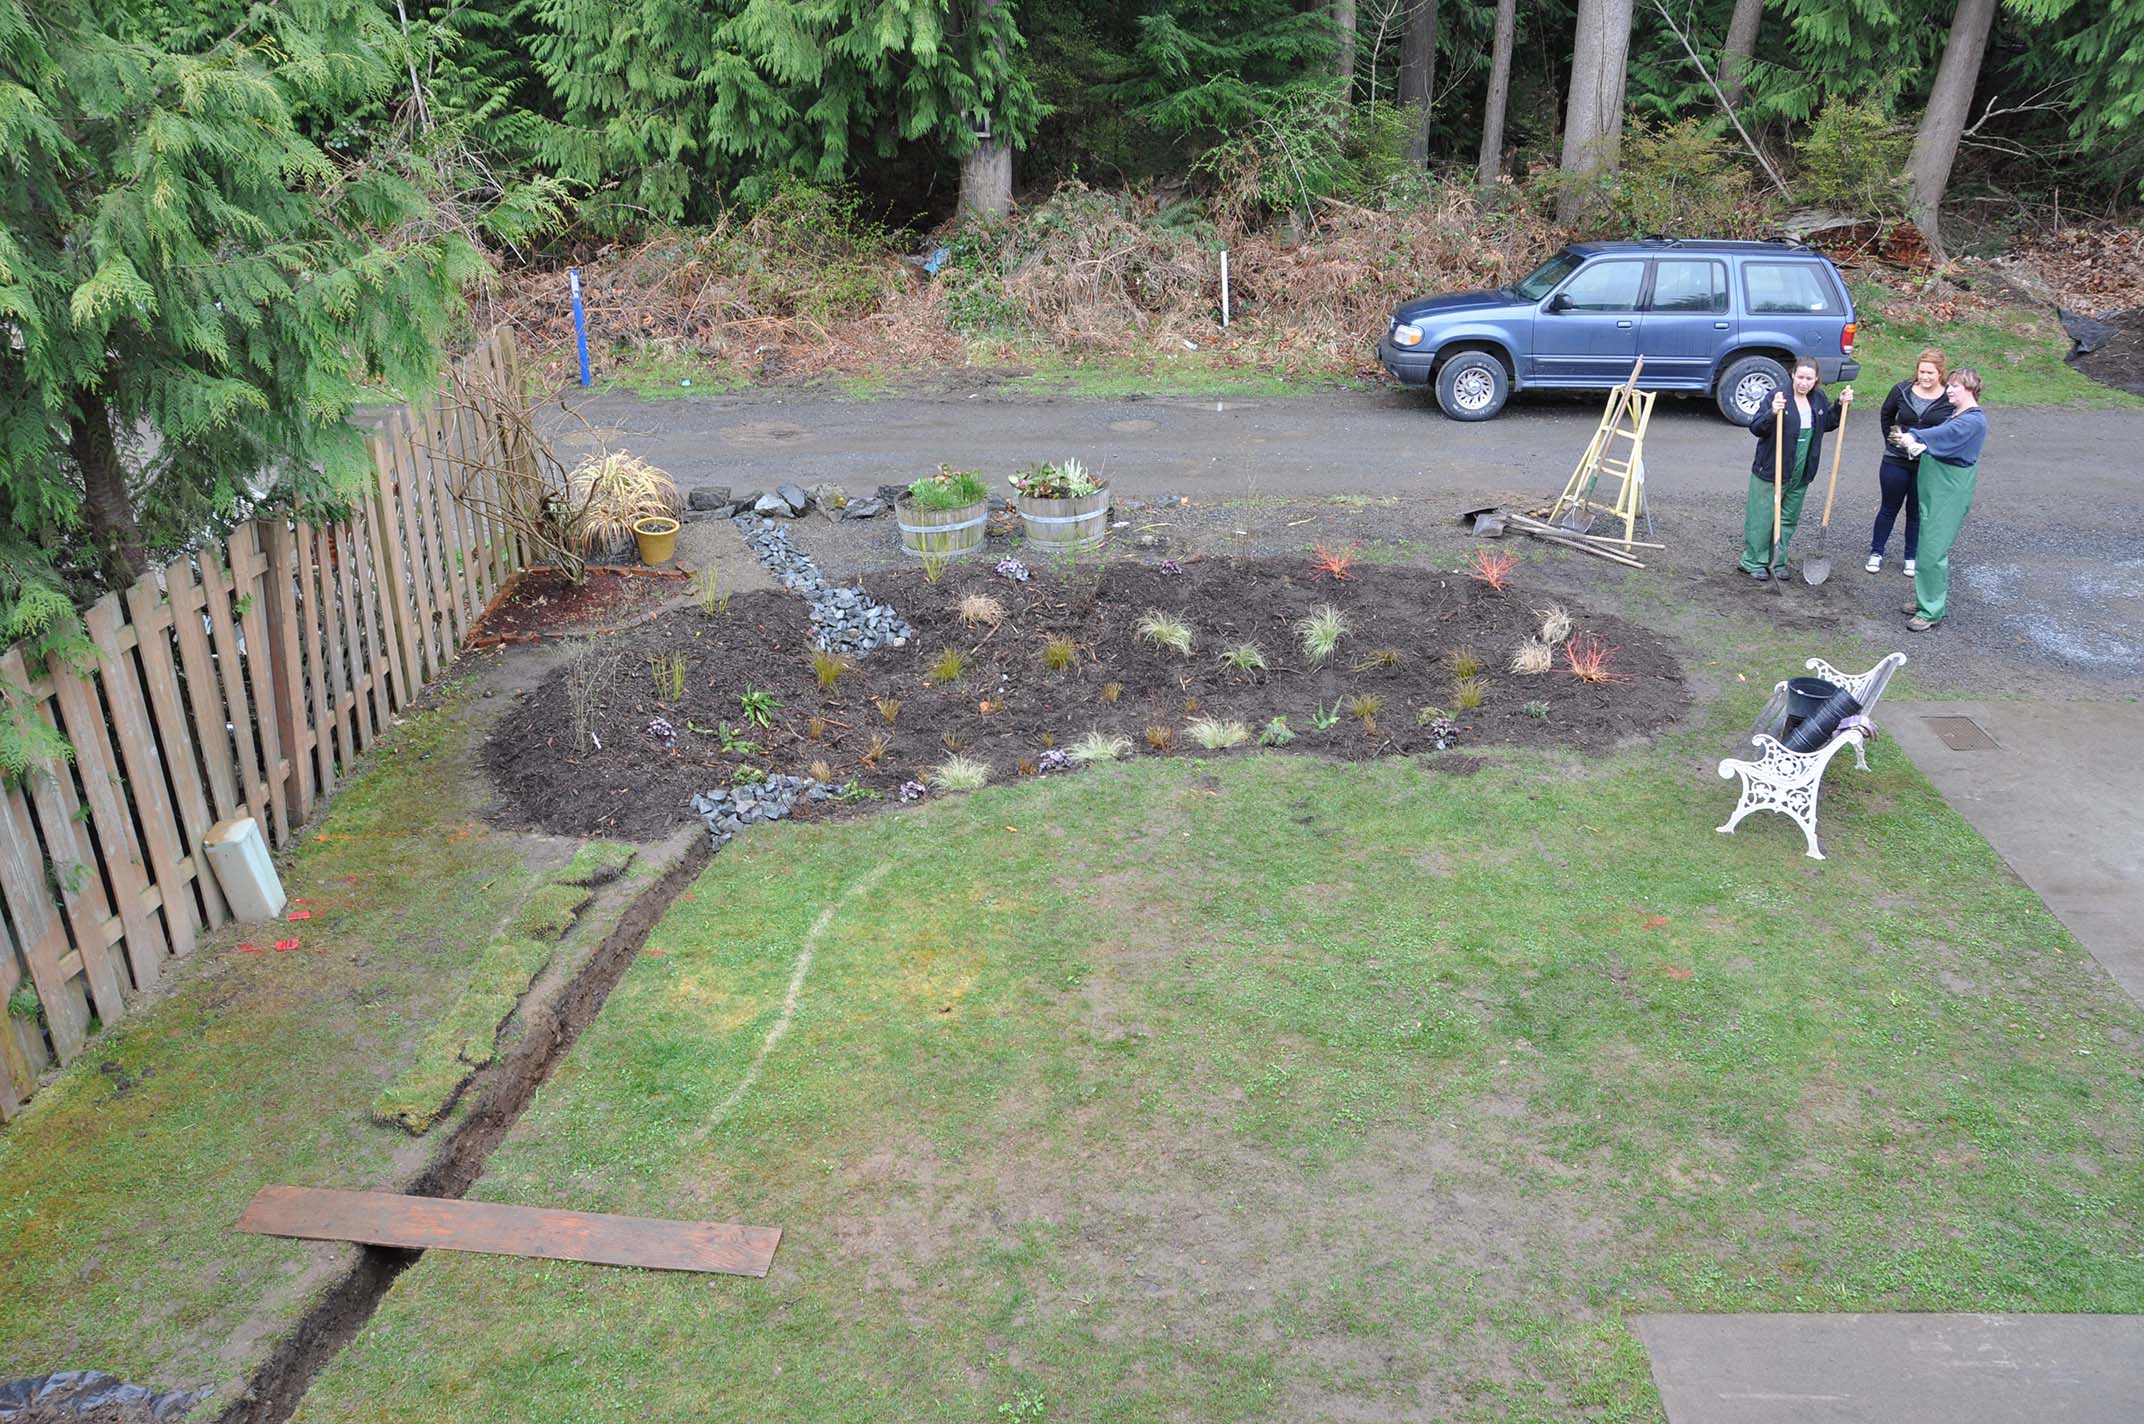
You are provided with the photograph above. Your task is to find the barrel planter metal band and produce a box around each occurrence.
[1016,488,1109,553]
[896,501,988,558]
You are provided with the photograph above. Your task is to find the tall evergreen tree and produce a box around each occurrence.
[1107,0,1334,138]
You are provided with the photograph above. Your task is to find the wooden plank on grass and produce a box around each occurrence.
[236,1186,783,1277]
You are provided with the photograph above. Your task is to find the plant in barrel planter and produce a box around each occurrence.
[1010,458,1108,554]
[898,466,990,559]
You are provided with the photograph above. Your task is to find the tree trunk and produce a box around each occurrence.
[1908,0,1998,261]
[69,391,147,590]
[1556,0,1634,224]
[956,0,1013,223]
[1333,0,1357,91]
[1477,0,1517,185]
[1399,0,1438,166]
[1718,0,1764,108]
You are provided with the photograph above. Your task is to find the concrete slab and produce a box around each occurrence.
[1635,1313,2144,1423]
[1883,701,2144,1007]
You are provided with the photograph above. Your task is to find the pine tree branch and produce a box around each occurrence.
[1651,0,1790,200]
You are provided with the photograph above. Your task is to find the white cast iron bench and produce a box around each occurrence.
[1717,652,1908,860]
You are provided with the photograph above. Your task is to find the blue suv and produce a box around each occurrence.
[1378,239,1860,422]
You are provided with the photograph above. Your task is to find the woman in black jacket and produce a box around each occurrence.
[1866,348,1953,575]
[1738,356,1853,580]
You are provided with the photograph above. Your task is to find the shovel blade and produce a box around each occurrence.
[1803,557,1832,586]
[1557,509,1596,535]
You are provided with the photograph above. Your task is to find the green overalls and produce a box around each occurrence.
[1911,452,1979,622]
[1740,427,1813,574]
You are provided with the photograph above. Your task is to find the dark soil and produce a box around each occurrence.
[470,568,686,642]
[482,556,1687,839]
[2070,308,2144,395]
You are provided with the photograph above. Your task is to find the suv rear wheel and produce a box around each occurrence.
[1435,351,1510,421]
[1717,354,1788,423]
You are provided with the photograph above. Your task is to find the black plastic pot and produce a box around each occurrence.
[1781,686,1864,752]
[1785,676,1839,723]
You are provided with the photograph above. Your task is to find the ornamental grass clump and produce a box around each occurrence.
[1454,675,1488,710]
[1067,730,1133,764]
[1296,604,1348,664]
[928,647,967,684]
[809,648,850,689]
[1353,646,1404,672]
[927,755,991,792]
[1509,639,1554,676]
[1186,717,1251,750]
[1144,723,1175,750]
[566,452,679,554]
[1221,642,1268,674]
[959,593,1006,627]
[1258,716,1295,746]
[1564,633,1623,684]
[1042,634,1078,671]
[1536,603,1573,644]
[906,465,988,511]
[1134,611,1194,656]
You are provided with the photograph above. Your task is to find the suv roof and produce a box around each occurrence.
[1565,238,1823,258]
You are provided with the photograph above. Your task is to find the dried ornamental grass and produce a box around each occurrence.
[958,593,1007,627]
[565,452,679,554]
[1510,639,1555,675]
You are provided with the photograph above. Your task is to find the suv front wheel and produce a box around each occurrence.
[1716,354,1788,423]
[1435,351,1510,421]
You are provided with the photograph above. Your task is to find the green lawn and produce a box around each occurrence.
[1850,289,2140,409]
[294,699,2144,1421]
[0,687,655,1413]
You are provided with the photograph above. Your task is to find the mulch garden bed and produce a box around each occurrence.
[467,567,687,645]
[483,555,1687,840]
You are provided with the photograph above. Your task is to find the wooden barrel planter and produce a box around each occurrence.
[1016,487,1110,554]
[896,498,988,558]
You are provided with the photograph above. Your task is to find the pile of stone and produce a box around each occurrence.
[691,775,835,846]
[685,481,888,521]
[731,513,913,655]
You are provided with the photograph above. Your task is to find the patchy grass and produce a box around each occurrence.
[511,883,594,942]
[593,347,751,400]
[1851,289,2141,409]
[297,691,2144,1421]
[998,349,1365,399]
[0,688,553,1408]
[556,841,637,889]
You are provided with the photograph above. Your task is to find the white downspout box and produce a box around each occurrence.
[203,817,287,922]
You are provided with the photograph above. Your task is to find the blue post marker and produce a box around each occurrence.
[569,267,591,387]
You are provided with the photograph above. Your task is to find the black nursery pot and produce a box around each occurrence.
[1781,687,1864,752]
[1785,676,1839,723]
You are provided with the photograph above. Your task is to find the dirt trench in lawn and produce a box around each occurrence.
[484,555,1688,840]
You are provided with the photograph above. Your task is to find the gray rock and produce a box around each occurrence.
[687,486,732,511]
[840,496,885,520]
[807,482,847,511]
[754,493,792,518]
[876,484,908,506]
[777,483,811,514]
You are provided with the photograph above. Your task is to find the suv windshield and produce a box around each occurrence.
[1511,251,1584,301]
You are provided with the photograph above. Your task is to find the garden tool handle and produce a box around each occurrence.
[1772,409,1784,549]
[1818,398,1847,529]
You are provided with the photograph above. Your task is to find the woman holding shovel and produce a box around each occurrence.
[1737,357,1852,581]
[1894,368,1988,631]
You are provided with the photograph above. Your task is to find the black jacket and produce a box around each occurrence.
[1746,387,1844,485]
[1876,380,1956,468]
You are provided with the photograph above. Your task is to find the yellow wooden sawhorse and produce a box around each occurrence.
[1546,357,1655,554]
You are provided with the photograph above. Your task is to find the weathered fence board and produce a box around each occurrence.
[0,329,529,1118]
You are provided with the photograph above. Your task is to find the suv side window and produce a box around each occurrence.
[1649,260,1727,313]
[1556,261,1646,312]
[1744,262,1841,315]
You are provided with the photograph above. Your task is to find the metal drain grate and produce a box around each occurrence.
[1924,715,2000,751]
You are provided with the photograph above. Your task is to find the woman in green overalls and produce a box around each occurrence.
[1894,368,1988,631]
[1738,357,1854,580]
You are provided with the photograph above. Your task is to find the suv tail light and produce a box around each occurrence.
[1841,322,1856,355]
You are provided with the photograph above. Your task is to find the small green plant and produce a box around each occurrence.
[233,592,256,617]
[1186,717,1251,750]
[1067,730,1134,764]
[647,652,686,703]
[1454,675,1488,710]
[837,778,882,802]
[711,722,760,754]
[1416,705,1452,726]
[875,696,901,723]
[920,553,951,585]
[739,687,780,728]
[1345,692,1384,723]
[1258,716,1295,746]
[907,465,989,511]
[810,648,850,689]
[1099,681,1122,704]
[1042,634,1078,671]
[941,730,965,752]
[7,985,39,1021]
[1524,700,1551,719]
[1220,642,1268,674]
[927,754,992,791]
[1296,604,1348,664]
[1447,646,1482,679]
[1353,647,1404,672]
[1310,701,1342,731]
[1510,639,1554,676]
[691,566,729,616]
[1134,610,1194,656]
[928,647,967,684]
[732,764,767,786]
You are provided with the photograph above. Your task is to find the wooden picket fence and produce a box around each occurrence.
[0,329,533,1120]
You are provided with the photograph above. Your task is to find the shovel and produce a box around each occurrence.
[1802,397,1849,586]
[1770,408,1785,595]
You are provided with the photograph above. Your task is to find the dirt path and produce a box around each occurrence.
[551,383,2144,697]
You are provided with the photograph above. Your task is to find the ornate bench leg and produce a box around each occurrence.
[1851,741,1869,773]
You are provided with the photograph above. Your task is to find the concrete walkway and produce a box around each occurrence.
[1635,1313,2144,1423]
[1883,700,2144,1007]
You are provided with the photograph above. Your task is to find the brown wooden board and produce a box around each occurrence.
[202,540,279,843]
[236,1186,782,1277]
[166,556,243,824]
[361,450,417,710]
[123,580,228,929]
[261,520,314,824]
[293,522,332,800]
[84,598,197,963]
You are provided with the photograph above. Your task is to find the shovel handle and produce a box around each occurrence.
[1817,396,1847,530]
[1772,409,1784,551]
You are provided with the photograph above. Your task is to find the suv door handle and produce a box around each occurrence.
[1714,321,1730,329]
[1616,320,1633,328]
